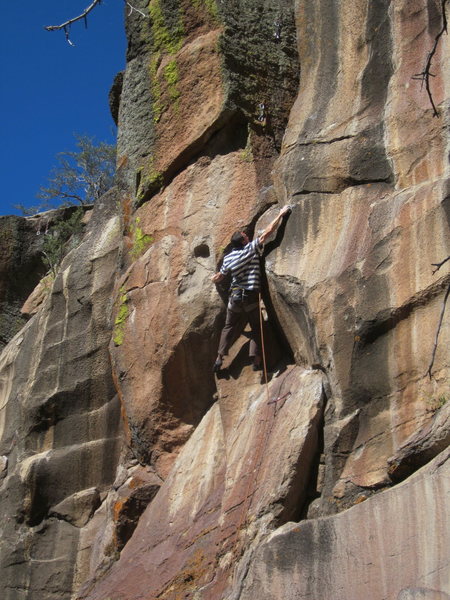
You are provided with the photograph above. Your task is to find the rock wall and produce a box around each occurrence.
[240,448,450,600]
[0,207,82,350]
[0,215,45,349]
[270,0,450,515]
[0,195,123,599]
[0,0,449,599]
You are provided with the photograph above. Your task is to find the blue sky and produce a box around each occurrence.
[0,1,127,215]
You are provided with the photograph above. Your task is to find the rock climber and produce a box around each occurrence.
[211,205,291,373]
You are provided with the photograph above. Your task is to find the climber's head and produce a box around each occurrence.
[230,231,249,249]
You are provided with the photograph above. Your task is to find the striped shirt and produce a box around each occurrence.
[220,238,263,291]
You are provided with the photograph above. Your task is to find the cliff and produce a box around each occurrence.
[0,1,449,599]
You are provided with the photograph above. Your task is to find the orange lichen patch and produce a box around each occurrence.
[113,498,127,523]
[155,549,213,600]
[353,494,368,505]
[129,476,146,490]
[122,196,133,233]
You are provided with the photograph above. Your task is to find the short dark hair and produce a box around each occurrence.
[231,231,246,248]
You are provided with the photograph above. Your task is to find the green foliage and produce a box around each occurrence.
[113,288,129,346]
[205,0,220,20]
[239,126,254,162]
[164,59,179,85]
[13,202,54,216]
[41,208,85,277]
[38,134,116,207]
[240,142,253,163]
[136,157,164,202]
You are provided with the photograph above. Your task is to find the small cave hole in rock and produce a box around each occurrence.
[194,244,210,258]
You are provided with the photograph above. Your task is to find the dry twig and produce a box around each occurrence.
[45,0,145,45]
[412,0,449,117]
[125,1,146,17]
[432,255,450,274]
[427,256,450,379]
[45,0,103,45]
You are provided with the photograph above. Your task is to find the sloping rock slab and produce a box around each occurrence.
[77,367,325,599]
[239,447,450,600]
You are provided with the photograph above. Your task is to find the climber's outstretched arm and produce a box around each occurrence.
[259,206,291,245]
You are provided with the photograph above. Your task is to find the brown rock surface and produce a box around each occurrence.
[21,274,54,317]
[0,191,124,599]
[388,400,450,481]
[239,448,450,600]
[270,0,450,513]
[110,150,273,477]
[77,367,325,600]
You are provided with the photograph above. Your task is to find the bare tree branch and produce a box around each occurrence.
[125,1,146,17]
[426,255,450,378]
[427,283,450,379]
[45,0,103,45]
[57,191,85,204]
[432,255,450,274]
[412,0,449,117]
[44,0,146,45]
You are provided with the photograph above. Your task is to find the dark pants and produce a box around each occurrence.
[217,294,261,359]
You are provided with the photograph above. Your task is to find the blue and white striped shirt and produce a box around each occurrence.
[220,238,263,291]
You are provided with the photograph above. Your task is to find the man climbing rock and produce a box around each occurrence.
[211,205,291,373]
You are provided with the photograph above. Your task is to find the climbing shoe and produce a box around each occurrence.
[213,358,223,373]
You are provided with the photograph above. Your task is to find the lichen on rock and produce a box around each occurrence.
[113,287,130,346]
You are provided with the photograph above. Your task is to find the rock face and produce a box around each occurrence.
[269,0,450,515]
[0,212,56,349]
[79,367,326,600]
[239,448,450,600]
[0,0,449,599]
[0,207,91,349]
[0,194,124,599]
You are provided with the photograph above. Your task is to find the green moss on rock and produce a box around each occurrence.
[130,217,154,259]
[136,156,164,205]
[164,59,181,100]
[192,0,219,21]
[149,0,184,55]
[113,288,129,346]
[149,54,164,123]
